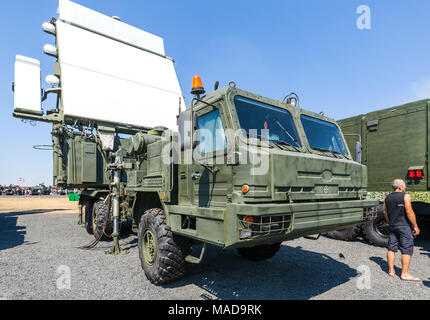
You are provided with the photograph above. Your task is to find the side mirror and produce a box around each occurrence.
[192,113,198,149]
[178,112,192,151]
[356,141,362,164]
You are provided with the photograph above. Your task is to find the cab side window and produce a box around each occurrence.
[197,109,227,154]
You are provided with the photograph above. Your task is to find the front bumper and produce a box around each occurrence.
[225,199,379,248]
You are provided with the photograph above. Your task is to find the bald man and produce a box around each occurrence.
[384,179,421,281]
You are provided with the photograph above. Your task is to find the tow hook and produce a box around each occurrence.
[186,243,207,264]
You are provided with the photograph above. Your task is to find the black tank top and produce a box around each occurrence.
[385,192,409,227]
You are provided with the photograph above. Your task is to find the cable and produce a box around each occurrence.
[282,92,300,107]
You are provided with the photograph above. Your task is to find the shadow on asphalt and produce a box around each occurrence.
[369,256,402,276]
[164,244,358,300]
[0,209,67,251]
[416,240,430,258]
[120,237,138,250]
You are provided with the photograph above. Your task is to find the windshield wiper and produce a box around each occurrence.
[247,133,275,147]
[272,117,301,148]
[330,150,349,160]
[247,134,300,152]
[271,139,301,152]
[312,147,348,159]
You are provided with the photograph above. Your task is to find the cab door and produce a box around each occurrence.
[190,106,232,208]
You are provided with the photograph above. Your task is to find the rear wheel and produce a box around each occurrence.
[237,243,282,262]
[327,226,361,241]
[92,200,113,240]
[412,202,430,240]
[84,200,95,235]
[138,208,188,285]
[415,220,430,240]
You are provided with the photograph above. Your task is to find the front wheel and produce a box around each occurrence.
[363,215,389,247]
[138,208,188,285]
[327,226,361,241]
[237,243,282,262]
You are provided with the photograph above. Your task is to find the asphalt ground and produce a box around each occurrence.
[0,197,429,300]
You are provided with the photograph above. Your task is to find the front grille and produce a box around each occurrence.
[276,187,315,193]
[238,214,293,240]
[339,187,361,192]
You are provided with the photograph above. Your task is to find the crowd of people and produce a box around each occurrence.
[0,185,74,196]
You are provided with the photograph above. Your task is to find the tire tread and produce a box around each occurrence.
[138,208,188,285]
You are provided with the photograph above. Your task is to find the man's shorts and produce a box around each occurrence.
[387,225,414,256]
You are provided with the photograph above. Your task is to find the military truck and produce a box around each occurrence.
[28,184,49,196]
[12,0,378,285]
[332,99,430,246]
[4,185,18,196]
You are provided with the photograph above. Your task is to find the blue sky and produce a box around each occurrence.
[0,0,429,186]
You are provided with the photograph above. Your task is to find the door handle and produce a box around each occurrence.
[191,173,201,180]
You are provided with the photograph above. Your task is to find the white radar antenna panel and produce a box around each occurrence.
[14,55,42,115]
[57,0,185,129]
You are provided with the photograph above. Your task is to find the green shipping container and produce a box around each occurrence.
[338,99,430,215]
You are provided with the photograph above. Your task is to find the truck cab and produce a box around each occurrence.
[162,84,377,249]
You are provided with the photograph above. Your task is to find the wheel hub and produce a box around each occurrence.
[143,229,157,265]
[375,218,390,236]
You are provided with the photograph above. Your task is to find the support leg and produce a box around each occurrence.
[105,169,128,255]
[77,205,84,226]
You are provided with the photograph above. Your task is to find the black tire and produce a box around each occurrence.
[327,226,361,241]
[84,200,95,235]
[138,208,188,285]
[412,203,430,240]
[92,200,113,240]
[416,217,430,240]
[237,243,281,262]
[363,215,389,247]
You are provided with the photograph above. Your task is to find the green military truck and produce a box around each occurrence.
[4,185,18,196]
[333,99,430,246]
[12,0,378,285]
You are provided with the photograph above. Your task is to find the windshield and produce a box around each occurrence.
[300,115,347,155]
[234,96,301,147]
